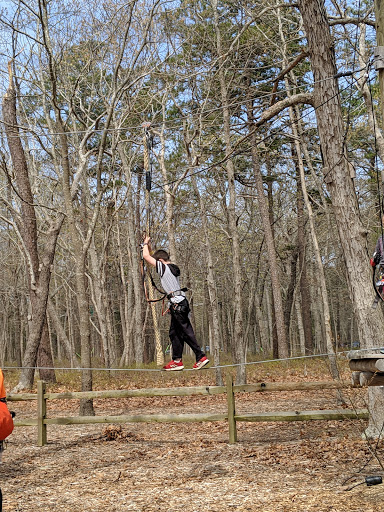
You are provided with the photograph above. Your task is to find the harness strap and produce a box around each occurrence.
[139,257,167,303]
[147,271,167,302]
[167,288,188,300]
[146,267,188,303]
[0,398,6,404]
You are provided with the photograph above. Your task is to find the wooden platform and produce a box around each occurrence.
[348,352,384,386]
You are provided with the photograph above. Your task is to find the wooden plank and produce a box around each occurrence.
[44,413,228,425]
[45,385,227,401]
[45,381,353,401]
[226,373,237,444]
[18,381,354,403]
[349,359,382,373]
[13,419,38,426]
[7,393,37,401]
[233,380,353,393]
[348,353,384,359]
[13,409,369,428]
[235,409,369,422]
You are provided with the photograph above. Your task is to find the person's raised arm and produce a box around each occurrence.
[142,236,157,267]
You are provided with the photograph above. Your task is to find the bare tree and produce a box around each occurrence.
[2,61,64,390]
[298,0,384,436]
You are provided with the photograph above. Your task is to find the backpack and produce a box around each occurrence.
[0,370,14,441]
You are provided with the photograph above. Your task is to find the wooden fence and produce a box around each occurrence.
[7,375,368,446]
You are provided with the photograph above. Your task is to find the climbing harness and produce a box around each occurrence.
[140,258,188,317]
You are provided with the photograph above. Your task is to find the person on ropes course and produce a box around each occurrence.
[142,235,209,371]
[370,216,384,306]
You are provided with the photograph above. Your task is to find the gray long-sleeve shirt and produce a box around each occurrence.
[156,261,186,304]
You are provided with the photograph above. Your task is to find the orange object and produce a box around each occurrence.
[0,370,5,399]
[0,370,14,440]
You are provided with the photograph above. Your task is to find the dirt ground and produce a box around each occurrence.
[1,361,384,511]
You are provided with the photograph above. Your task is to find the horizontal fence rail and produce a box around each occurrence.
[6,376,367,445]
[235,410,369,422]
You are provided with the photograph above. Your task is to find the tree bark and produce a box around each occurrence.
[298,0,383,341]
[3,71,62,390]
[290,105,340,383]
[250,145,289,359]
[47,298,79,367]
[212,0,246,383]
[296,168,313,355]
[298,0,383,428]
[59,126,94,415]
[284,247,298,344]
[191,175,223,385]
[37,320,56,382]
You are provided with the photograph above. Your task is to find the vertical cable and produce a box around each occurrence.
[142,124,164,366]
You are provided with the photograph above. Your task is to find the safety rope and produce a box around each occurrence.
[142,123,164,367]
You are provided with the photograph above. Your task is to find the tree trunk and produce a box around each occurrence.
[59,126,94,416]
[284,247,298,344]
[289,105,340,383]
[298,0,383,342]
[212,0,246,383]
[47,298,78,367]
[181,116,223,383]
[37,320,56,383]
[295,295,306,355]
[266,160,280,358]
[250,146,289,359]
[296,168,313,355]
[299,0,383,426]
[277,5,313,356]
[115,151,144,366]
[191,175,223,385]
[89,240,113,368]
[3,75,62,390]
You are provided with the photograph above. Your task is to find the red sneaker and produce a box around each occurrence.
[163,360,184,371]
[193,356,209,370]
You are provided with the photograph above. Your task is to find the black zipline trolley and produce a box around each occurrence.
[349,351,384,386]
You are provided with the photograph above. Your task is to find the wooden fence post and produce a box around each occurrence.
[226,373,237,443]
[37,381,47,447]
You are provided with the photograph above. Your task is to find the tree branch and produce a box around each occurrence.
[270,51,309,106]
[328,16,375,28]
[256,92,314,129]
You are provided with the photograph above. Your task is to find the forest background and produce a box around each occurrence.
[0,0,381,402]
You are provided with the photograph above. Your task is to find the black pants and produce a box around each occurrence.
[169,299,204,361]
